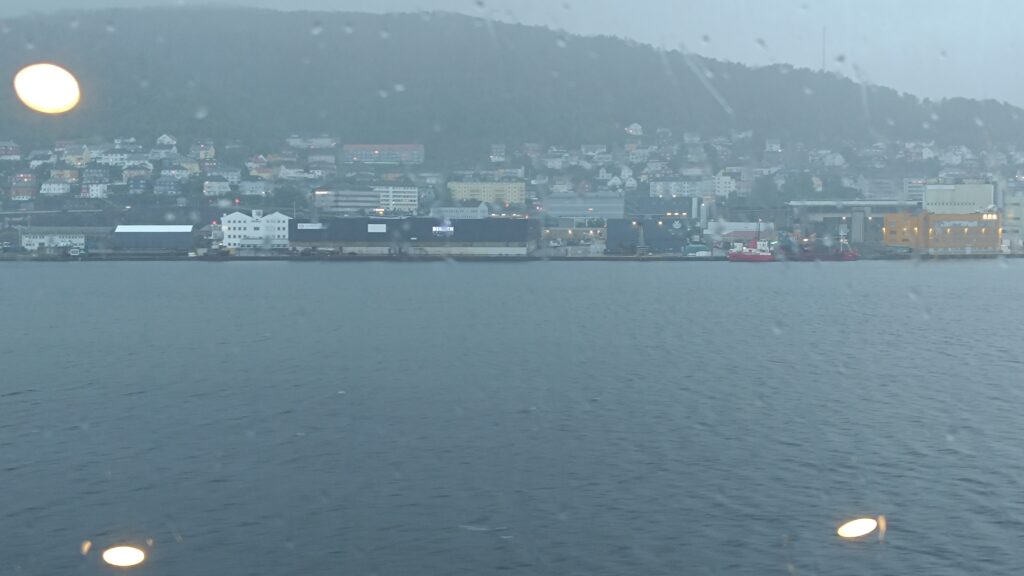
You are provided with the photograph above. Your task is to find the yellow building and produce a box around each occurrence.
[448,180,526,206]
[883,212,1001,253]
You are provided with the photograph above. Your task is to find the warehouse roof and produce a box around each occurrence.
[114,225,194,233]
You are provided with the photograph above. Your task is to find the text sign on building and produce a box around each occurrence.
[432,226,455,234]
[368,224,387,233]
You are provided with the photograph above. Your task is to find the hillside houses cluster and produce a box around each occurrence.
[3,125,1024,227]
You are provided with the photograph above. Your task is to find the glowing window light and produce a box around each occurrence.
[102,546,146,567]
[837,518,878,539]
[13,63,81,114]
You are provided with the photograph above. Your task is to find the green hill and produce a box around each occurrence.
[0,7,1020,163]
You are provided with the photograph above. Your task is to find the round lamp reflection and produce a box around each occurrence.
[101,546,146,567]
[836,517,878,539]
[13,63,81,114]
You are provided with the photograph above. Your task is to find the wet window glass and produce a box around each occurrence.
[1,1,1021,575]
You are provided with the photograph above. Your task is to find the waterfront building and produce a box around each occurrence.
[923,183,995,213]
[112,225,195,253]
[220,210,291,250]
[883,212,1001,254]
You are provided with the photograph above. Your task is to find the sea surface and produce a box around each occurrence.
[3,260,1024,575]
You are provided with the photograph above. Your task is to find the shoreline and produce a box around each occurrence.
[0,253,1018,263]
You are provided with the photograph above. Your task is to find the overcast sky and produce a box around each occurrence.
[2,0,1018,106]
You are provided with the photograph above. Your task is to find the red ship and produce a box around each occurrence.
[727,241,776,262]
[727,220,776,262]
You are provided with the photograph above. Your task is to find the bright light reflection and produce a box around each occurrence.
[837,517,878,539]
[102,546,146,567]
[13,63,81,114]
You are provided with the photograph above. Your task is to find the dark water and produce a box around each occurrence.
[3,260,1024,575]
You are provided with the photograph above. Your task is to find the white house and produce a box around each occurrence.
[220,210,291,250]
[40,180,72,196]
[80,183,109,199]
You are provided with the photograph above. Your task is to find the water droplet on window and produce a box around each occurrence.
[885,117,895,126]
[393,83,406,93]
[68,19,80,29]
[194,106,209,120]
[105,21,116,34]
[803,87,814,96]
[921,121,931,130]
[908,287,920,302]
[310,22,323,36]
[755,37,767,49]
[974,117,985,127]
[379,30,391,40]
[556,37,567,48]
[939,49,948,59]
[343,23,354,34]
[378,89,389,99]
[835,54,846,63]
[701,34,711,45]
[930,112,940,121]
[24,42,34,51]
[771,321,783,336]
[80,540,92,555]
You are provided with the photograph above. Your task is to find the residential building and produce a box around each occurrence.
[122,163,154,182]
[239,180,273,197]
[80,183,109,199]
[713,174,737,197]
[203,176,233,197]
[207,166,242,185]
[161,165,191,181]
[40,180,72,196]
[448,180,527,205]
[372,184,420,213]
[153,176,183,196]
[50,167,80,183]
[342,144,425,165]
[0,141,21,161]
[189,140,216,161]
[287,135,338,149]
[312,183,417,214]
[1003,194,1024,251]
[220,210,291,250]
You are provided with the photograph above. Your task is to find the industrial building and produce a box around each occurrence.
[922,183,995,213]
[17,226,111,253]
[290,217,540,256]
[429,203,490,220]
[883,212,1001,254]
[605,217,692,254]
[112,225,196,253]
